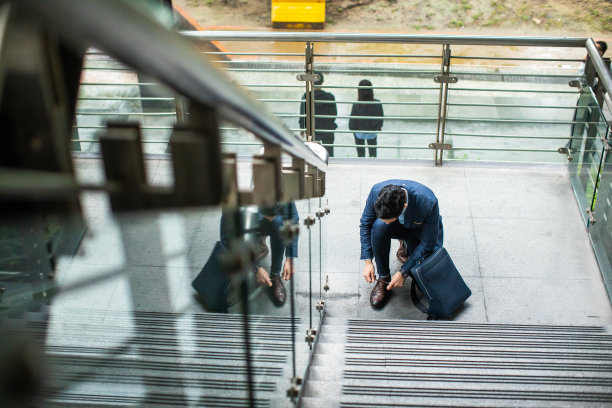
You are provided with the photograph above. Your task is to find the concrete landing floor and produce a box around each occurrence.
[322,159,612,325]
[53,157,612,327]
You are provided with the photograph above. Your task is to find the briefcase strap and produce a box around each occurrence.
[410,279,430,315]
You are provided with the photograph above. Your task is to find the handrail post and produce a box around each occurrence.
[433,44,453,166]
[304,42,315,141]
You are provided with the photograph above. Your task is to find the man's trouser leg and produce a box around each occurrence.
[371,219,419,280]
[259,216,285,277]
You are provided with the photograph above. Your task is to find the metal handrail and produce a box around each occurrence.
[184,31,611,103]
[22,0,326,172]
[586,38,612,99]
[181,31,587,47]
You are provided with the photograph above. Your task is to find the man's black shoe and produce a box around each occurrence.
[370,278,391,309]
[270,275,287,306]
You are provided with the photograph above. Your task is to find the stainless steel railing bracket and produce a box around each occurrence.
[557,147,573,161]
[429,143,452,150]
[434,75,458,84]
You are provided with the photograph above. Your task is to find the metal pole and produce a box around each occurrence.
[439,44,452,166]
[432,44,454,166]
[304,42,315,142]
[434,45,445,165]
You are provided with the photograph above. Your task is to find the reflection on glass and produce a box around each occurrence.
[568,89,607,226]
[0,199,307,407]
[590,148,612,298]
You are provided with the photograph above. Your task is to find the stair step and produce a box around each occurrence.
[302,380,342,399]
[316,332,347,344]
[301,318,612,408]
[307,365,343,381]
[299,396,340,408]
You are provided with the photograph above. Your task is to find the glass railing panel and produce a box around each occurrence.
[589,144,612,302]
[568,88,608,226]
[0,195,266,406]
[237,199,307,407]
[199,40,443,159]
[200,41,309,147]
[445,45,585,163]
[74,50,177,155]
[313,43,441,159]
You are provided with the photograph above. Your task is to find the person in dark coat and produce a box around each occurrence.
[349,79,384,158]
[360,181,443,309]
[299,71,338,157]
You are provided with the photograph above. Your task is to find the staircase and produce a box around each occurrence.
[301,317,612,407]
[12,309,300,408]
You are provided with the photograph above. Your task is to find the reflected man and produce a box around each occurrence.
[360,180,443,309]
[253,202,299,306]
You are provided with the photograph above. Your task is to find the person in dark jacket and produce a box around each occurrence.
[299,71,338,157]
[360,181,443,309]
[349,79,384,158]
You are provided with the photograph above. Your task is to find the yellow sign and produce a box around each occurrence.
[271,0,325,29]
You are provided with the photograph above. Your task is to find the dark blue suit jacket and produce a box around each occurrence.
[360,179,443,274]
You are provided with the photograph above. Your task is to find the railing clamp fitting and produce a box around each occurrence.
[297,73,320,82]
[304,216,316,227]
[429,143,452,150]
[324,275,330,291]
[587,209,596,224]
[305,328,317,344]
[286,377,302,399]
[434,75,458,84]
[279,221,299,243]
[316,300,325,311]
[324,207,330,215]
[558,147,573,161]
[569,79,583,88]
[316,208,325,218]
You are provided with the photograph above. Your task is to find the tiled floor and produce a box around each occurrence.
[53,157,612,328]
[323,159,612,325]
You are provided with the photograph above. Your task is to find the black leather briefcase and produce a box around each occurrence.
[410,247,471,319]
[192,241,230,313]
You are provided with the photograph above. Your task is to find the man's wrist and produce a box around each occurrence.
[364,259,373,264]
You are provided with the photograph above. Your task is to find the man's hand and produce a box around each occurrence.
[387,271,406,290]
[282,258,295,281]
[362,260,375,283]
[255,267,272,287]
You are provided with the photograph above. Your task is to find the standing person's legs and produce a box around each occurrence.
[367,137,377,158]
[371,219,418,280]
[354,134,365,157]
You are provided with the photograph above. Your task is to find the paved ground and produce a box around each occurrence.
[53,157,612,326]
[321,159,612,325]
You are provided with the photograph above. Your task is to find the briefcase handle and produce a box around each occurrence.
[410,280,434,319]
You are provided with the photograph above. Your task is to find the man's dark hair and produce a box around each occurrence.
[375,185,407,219]
[314,70,324,86]
[596,41,608,55]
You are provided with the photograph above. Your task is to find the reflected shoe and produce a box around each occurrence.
[397,240,410,264]
[370,278,390,309]
[270,275,287,306]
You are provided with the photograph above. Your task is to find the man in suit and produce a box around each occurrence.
[360,180,444,309]
[253,202,299,306]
